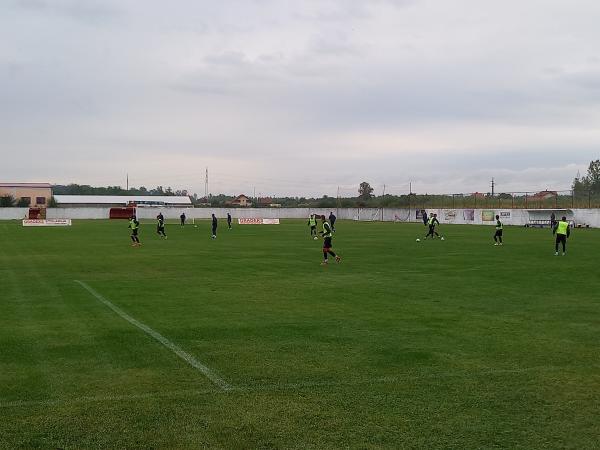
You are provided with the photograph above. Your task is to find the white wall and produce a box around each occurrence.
[47,207,109,219]
[2,207,599,227]
[0,208,29,220]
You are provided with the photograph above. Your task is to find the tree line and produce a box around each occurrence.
[2,162,599,209]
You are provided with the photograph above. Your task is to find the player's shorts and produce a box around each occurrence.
[495,230,503,236]
[323,237,332,249]
[132,229,138,236]
[556,234,567,243]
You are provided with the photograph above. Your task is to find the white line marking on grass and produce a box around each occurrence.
[74,280,233,391]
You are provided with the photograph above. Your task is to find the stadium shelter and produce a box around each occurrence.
[527,208,573,228]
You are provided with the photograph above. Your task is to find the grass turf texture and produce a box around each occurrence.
[1,219,599,449]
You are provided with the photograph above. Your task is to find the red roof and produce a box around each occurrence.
[531,190,558,199]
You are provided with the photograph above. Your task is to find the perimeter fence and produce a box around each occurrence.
[368,190,600,210]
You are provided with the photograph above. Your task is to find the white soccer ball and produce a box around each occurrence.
[416,238,421,242]
[440,236,445,241]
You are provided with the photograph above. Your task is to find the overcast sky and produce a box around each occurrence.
[2,0,600,197]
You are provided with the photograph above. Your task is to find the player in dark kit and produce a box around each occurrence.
[494,215,503,245]
[128,216,141,246]
[421,210,428,226]
[156,213,167,239]
[211,214,218,239]
[553,216,570,256]
[227,213,232,229]
[319,216,341,265]
[424,213,441,239]
[329,211,337,232]
[180,212,186,226]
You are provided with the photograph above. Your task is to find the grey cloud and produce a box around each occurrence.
[308,33,362,56]
[2,0,599,196]
[12,0,121,24]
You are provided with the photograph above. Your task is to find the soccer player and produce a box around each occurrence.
[424,213,441,239]
[128,216,140,246]
[227,213,232,230]
[156,213,167,239]
[494,214,503,245]
[329,211,337,232]
[211,213,218,239]
[319,216,341,265]
[553,216,570,255]
[422,210,428,226]
[308,214,318,239]
[180,212,186,226]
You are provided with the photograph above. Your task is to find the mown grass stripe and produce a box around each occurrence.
[74,280,233,391]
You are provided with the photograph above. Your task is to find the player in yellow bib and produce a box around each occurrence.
[553,216,570,256]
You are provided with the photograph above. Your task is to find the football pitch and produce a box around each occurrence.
[1,219,599,449]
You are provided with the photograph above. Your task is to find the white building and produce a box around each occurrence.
[53,195,192,207]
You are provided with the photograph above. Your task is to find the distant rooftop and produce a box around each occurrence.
[0,182,52,188]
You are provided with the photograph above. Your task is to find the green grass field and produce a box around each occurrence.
[1,219,599,449]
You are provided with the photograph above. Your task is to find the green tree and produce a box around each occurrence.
[572,175,587,193]
[584,160,600,191]
[574,160,600,192]
[0,195,16,207]
[358,181,374,200]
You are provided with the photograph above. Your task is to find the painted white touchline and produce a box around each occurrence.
[74,280,232,391]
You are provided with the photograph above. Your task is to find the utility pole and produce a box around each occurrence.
[204,167,208,202]
[336,186,341,215]
[381,184,386,221]
[126,173,129,192]
[491,178,495,196]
